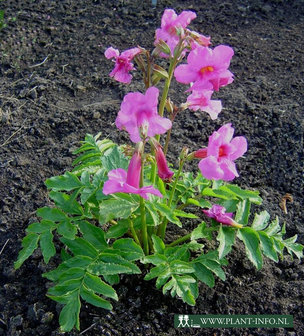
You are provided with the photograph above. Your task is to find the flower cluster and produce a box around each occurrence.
[103,8,246,199]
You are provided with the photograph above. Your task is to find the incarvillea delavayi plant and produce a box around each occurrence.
[15,8,303,332]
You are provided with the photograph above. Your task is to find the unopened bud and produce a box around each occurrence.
[165,98,174,115]
[179,147,189,160]
[154,39,171,56]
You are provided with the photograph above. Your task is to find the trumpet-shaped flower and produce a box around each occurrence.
[186,87,222,120]
[174,44,234,91]
[103,151,162,200]
[115,87,172,143]
[154,142,174,182]
[105,46,141,83]
[155,9,196,56]
[198,123,247,181]
[203,204,242,228]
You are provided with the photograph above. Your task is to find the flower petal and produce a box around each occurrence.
[198,156,223,180]
[174,64,198,84]
[229,136,248,160]
[105,47,119,59]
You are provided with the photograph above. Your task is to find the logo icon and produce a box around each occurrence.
[177,315,190,327]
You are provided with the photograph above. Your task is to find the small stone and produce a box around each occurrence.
[41,312,54,324]
[93,111,101,119]
[76,85,86,92]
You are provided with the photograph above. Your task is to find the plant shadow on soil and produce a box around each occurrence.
[0,0,303,335]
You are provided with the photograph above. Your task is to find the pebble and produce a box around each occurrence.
[93,111,101,119]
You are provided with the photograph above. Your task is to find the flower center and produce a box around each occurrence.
[219,146,227,157]
[200,66,214,74]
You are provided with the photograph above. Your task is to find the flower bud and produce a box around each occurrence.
[151,138,174,182]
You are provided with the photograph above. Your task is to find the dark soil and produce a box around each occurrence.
[1,0,303,335]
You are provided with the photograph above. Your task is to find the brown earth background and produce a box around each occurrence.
[0,0,303,335]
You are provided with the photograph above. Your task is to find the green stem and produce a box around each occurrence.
[156,46,181,140]
[168,159,185,207]
[158,57,175,118]
[167,233,191,247]
[139,151,149,255]
[163,127,172,156]
[146,52,152,88]
[159,156,186,240]
[140,196,149,255]
[128,218,141,246]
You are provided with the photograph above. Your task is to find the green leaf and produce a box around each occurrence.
[192,262,215,288]
[26,220,56,234]
[170,260,195,274]
[221,184,262,204]
[144,264,169,281]
[78,221,107,251]
[258,231,278,262]
[196,258,226,281]
[142,254,167,266]
[283,235,303,259]
[60,237,98,258]
[57,220,77,239]
[49,191,83,215]
[251,211,270,231]
[99,199,138,224]
[145,202,160,227]
[58,267,86,283]
[80,285,112,310]
[37,207,67,222]
[83,273,118,301]
[112,238,144,261]
[46,172,83,191]
[151,235,165,254]
[105,220,129,239]
[89,260,139,276]
[191,222,214,241]
[186,198,211,208]
[101,146,129,171]
[40,230,56,263]
[173,209,198,219]
[202,187,234,200]
[174,275,196,306]
[103,274,120,286]
[154,203,181,227]
[235,199,251,225]
[238,227,263,269]
[59,291,81,332]
[98,253,141,273]
[43,256,93,281]
[217,225,236,259]
[165,246,190,262]
[48,278,83,297]
[264,217,281,236]
[14,233,40,269]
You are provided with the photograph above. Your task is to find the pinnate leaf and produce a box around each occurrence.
[46,172,83,191]
[14,233,39,269]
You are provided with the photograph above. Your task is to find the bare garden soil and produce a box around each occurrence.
[0,0,303,335]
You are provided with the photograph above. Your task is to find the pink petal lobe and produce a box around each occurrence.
[229,136,248,160]
[105,47,119,59]
[198,156,223,180]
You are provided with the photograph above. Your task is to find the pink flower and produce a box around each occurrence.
[103,151,162,200]
[186,87,222,120]
[203,204,242,228]
[154,143,174,182]
[198,123,247,181]
[115,87,172,143]
[105,46,141,83]
[174,44,234,91]
[155,9,196,56]
[188,31,211,48]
